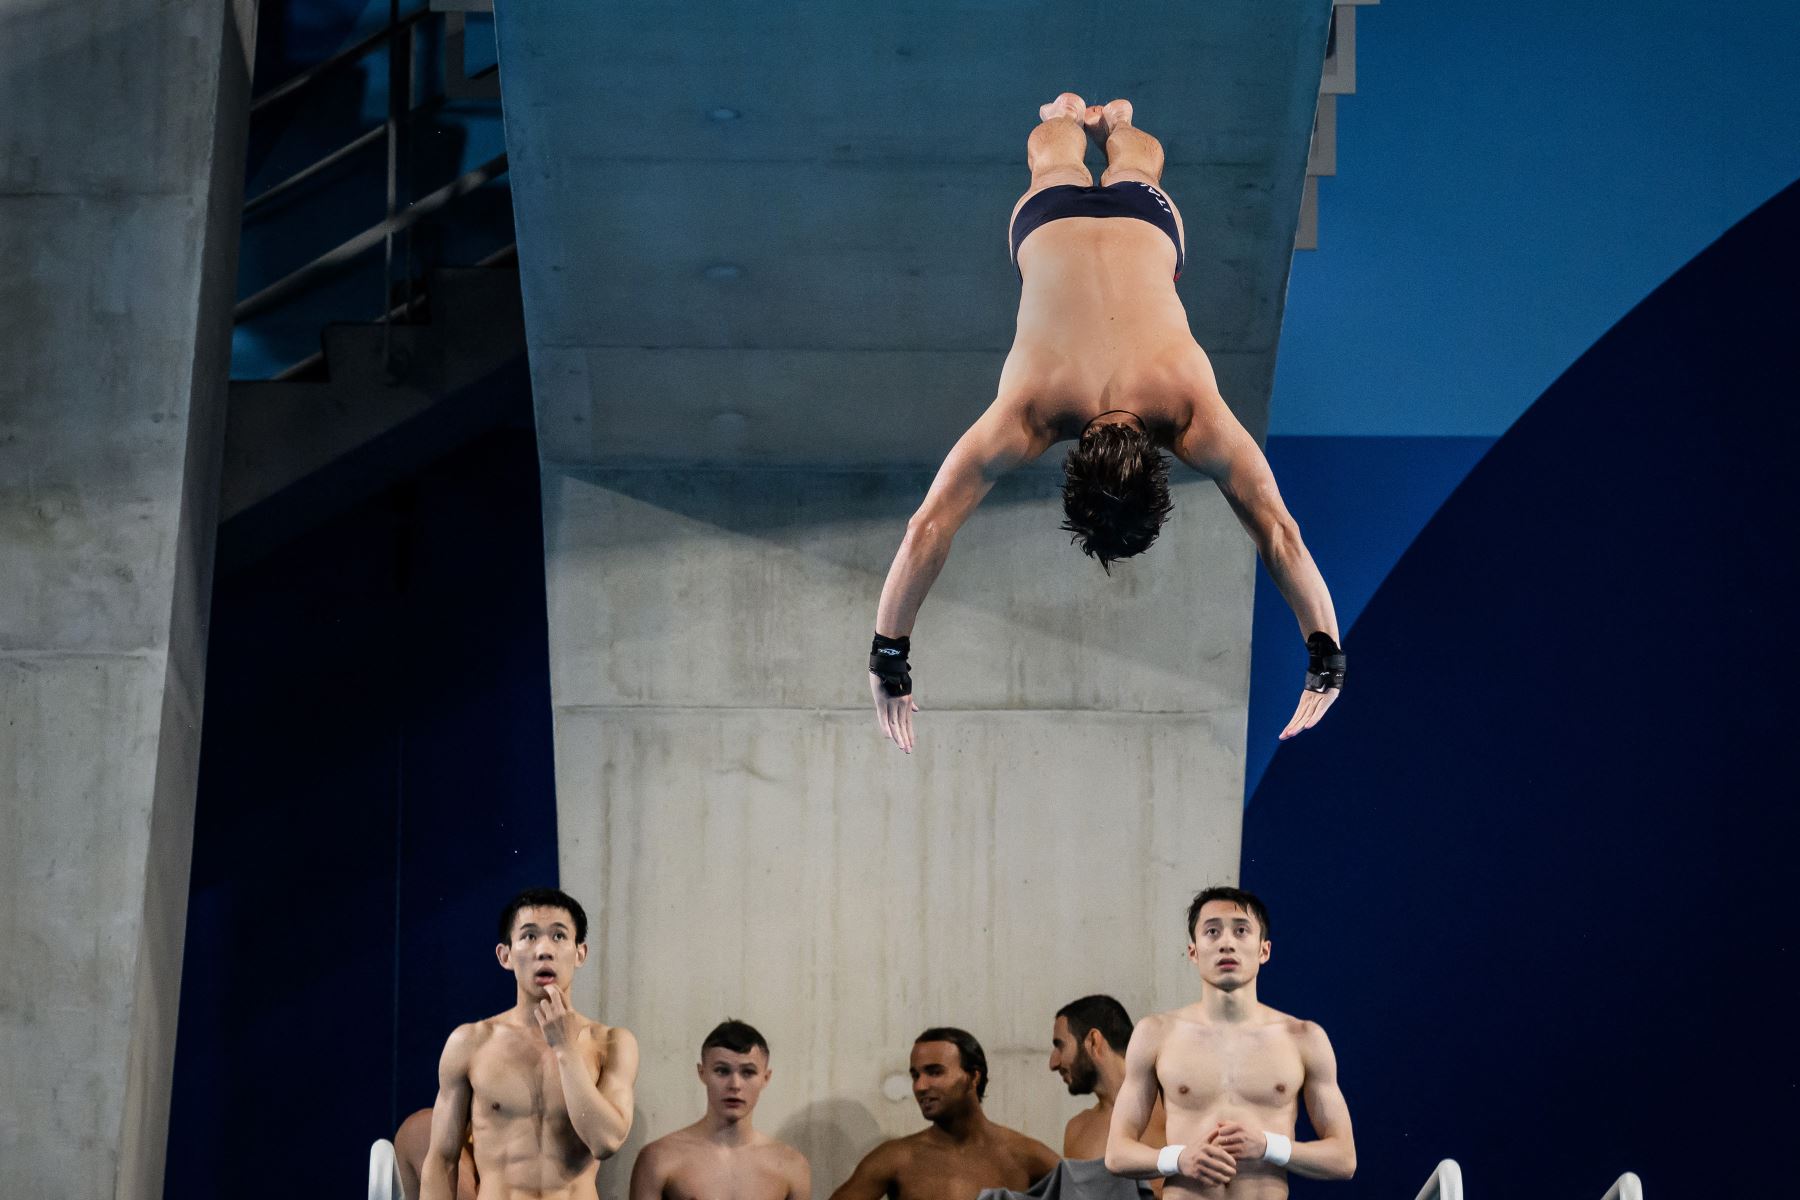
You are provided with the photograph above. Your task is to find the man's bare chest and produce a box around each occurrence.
[1157,1028,1304,1115]
[666,1150,786,1200]
[469,1033,590,1120]
[897,1144,1031,1200]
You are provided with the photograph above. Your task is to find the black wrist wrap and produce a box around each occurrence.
[869,633,913,697]
[1304,631,1346,693]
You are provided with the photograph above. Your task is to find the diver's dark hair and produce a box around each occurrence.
[915,1026,989,1099]
[1060,422,1173,571]
[1056,994,1135,1055]
[497,887,588,945]
[702,1018,770,1059]
[1185,886,1272,942]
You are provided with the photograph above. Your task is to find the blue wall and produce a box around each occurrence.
[1244,181,1800,1196]
[166,422,559,1199]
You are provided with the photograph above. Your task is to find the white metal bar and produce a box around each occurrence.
[1601,1172,1644,1200]
[1413,1159,1465,1200]
[368,1139,401,1200]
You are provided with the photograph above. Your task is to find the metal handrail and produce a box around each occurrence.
[268,243,518,381]
[1413,1159,1464,1200]
[245,123,386,215]
[235,153,507,323]
[1600,1172,1644,1200]
[251,6,429,114]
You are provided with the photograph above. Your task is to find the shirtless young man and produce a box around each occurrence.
[629,1020,810,1200]
[830,1028,1060,1200]
[1049,995,1165,1162]
[422,888,640,1200]
[1104,888,1355,1199]
[868,94,1344,753]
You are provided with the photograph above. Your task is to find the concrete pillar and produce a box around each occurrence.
[0,2,256,1196]
[543,465,1253,1195]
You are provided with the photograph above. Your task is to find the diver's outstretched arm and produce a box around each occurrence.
[1177,405,1344,740]
[869,402,1042,752]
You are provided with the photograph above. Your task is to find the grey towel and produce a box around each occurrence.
[978,1159,1152,1200]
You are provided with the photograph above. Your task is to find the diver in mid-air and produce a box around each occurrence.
[867,94,1344,753]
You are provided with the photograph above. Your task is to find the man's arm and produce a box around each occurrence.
[1290,1024,1356,1179]
[627,1140,670,1200]
[782,1145,814,1200]
[538,987,638,1159]
[1105,1019,1234,1189]
[1176,405,1342,740]
[869,401,1042,752]
[1212,1024,1355,1181]
[421,1026,477,1200]
[1020,1134,1062,1184]
[827,1141,901,1200]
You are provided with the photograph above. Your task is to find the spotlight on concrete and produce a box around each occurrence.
[702,263,743,281]
[707,107,741,121]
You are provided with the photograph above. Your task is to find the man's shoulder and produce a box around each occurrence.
[1260,1007,1327,1040]
[579,1018,637,1054]
[993,1121,1058,1163]
[448,1014,508,1051]
[871,1128,935,1165]
[760,1136,810,1173]
[1134,1009,1183,1043]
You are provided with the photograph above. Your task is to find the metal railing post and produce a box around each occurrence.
[1413,1159,1464,1200]
[1600,1172,1644,1200]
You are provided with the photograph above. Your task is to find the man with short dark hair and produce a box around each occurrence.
[868,94,1343,754]
[1105,887,1356,1198]
[422,887,640,1200]
[830,1027,1059,1200]
[1050,996,1166,1162]
[629,1019,810,1200]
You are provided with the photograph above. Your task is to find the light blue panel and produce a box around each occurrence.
[1273,0,1800,436]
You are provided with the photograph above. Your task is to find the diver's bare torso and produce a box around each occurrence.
[1001,186,1220,457]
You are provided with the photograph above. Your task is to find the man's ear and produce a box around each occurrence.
[1084,1027,1108,1058]
[575,941,589,967]
[1186,940,1199,965]
[496,942,512,970]
[1259,938,1272,965]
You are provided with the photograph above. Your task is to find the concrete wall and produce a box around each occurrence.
[544,465,1252,1196]
[0,2,255,1196]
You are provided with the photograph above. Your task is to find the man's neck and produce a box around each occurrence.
[932,1105,993,1143]
[1198,980,1261,1024]
[1092,1055,1127,1109]
[699,1112,757,1147]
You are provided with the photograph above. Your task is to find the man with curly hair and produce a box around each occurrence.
[868,94,1343,752]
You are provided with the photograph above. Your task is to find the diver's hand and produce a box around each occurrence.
[1280,631,1344,739]
[1278,687,1338,739]
[870,673,920,753]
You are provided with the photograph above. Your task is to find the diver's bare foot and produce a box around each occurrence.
[1101,98,1135,135]
[1082,104,1108,145]
[1039,92,1086,123]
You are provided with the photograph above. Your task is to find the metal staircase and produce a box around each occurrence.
[221,0,522,558]
[1298,0,1379,250]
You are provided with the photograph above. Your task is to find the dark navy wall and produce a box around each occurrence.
[166,422,558,1199]
[1243,183,1800,1196]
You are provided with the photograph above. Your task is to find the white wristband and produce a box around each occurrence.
[1261,1132,1292,1167]
[1156,1145,1186,1177]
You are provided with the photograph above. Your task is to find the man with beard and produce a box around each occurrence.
[1105,888,1355,1198]
[830,1027,1059,1200]
[629,1019,810,1200]
[422,888,640,1200]
[1049,996,1166,1162]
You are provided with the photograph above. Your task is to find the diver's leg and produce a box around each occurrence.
[1095,99,1166,187]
